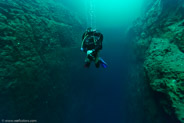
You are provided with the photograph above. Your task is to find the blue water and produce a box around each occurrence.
[0,1,181,123]
[62,28,131,123]
[58,27,180,123]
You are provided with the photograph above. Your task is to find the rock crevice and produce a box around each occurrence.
[128,0,184,122]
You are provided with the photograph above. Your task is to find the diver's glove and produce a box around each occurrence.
[87,49,95,56]
[87,50,93,56]
[81,48,87,52]
[81,48,84,51]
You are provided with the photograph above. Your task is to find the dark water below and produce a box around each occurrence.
[63,28,131,123]
[59,27,180,123]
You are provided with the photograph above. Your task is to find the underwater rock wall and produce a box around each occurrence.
[0,0,83,121]
[128,0,184,122]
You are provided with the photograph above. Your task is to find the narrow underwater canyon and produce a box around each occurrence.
[0,0,184,123]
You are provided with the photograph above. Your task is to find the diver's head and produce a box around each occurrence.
[87,27,96,32]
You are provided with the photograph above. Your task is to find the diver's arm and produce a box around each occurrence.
[81,40,87,53]
[81,39,88,53]
[82,32,86,40]
[93,33,103,52]
[98,33,103,42]
[81,43,88,53]
[93,41,102,52]
[81,32,88,52]
[94,32,103,42]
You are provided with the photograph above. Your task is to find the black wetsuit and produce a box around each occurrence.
[81,30,103,68]
[82,30,103,55]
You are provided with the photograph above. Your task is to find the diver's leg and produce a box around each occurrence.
[85,56,91,68]
[95,52,100,68]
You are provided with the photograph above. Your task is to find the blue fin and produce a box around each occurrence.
[99,58,108,68]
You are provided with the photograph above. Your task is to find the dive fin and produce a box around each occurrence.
[99,58,108,68]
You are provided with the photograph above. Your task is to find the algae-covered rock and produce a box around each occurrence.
[0,0,83,121]
[127,0,184,122]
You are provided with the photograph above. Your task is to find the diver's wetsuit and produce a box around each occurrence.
[81,30,103,68]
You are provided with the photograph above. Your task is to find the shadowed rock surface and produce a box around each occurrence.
[127,0,184,122]
[0,0,83,122]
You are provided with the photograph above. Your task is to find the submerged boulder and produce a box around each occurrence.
[0,0,83,121]
[128,0,184,122]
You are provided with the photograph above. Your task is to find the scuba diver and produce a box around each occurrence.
[81,27,108,68]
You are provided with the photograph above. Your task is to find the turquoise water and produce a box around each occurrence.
[0,0,181,123]
[60,0,145,28]
[58,1,178,122]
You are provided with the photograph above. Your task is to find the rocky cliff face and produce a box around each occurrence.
[128,0,184,122]
[0,0,83,121]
